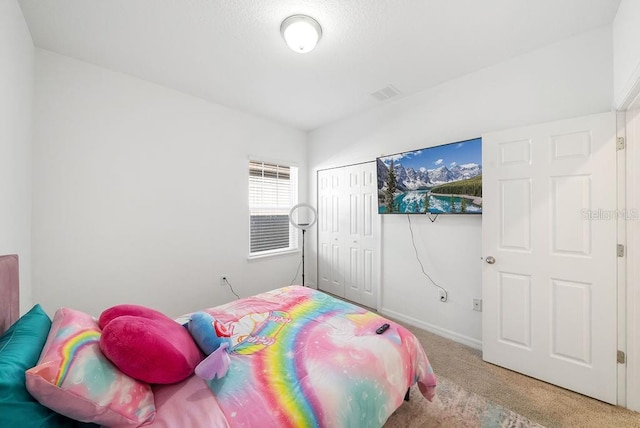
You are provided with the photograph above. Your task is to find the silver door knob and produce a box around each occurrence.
[485,256,496,264]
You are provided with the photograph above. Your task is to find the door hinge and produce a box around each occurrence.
[617,137,625,150]
[618,350,626,364]
[617,244,625,258]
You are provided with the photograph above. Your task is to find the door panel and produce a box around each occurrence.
[551,278,591,364]
[483,112,617,404]
[498,272,532,349]
[499,178,532,251]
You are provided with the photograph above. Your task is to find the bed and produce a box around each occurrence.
[0,255,437,427]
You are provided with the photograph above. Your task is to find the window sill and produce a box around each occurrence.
[248,249,300,261]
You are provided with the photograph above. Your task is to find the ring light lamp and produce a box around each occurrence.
[288,203,317,286]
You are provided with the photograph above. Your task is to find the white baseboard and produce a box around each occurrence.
[380,307,483,351]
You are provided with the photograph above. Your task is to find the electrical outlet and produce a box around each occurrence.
[220,275,228,286]
[473,298,482,312]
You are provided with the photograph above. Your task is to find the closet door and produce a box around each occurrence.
[343,163,378,309]
[318,163,379,308]
[318,168,346,297]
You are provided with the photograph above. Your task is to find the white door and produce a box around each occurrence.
[482,112,618,404]
[318,168,345,297]
[343,163,378,309]
[318,163,379,308]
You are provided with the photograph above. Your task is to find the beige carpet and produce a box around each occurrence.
[387,320,640,428]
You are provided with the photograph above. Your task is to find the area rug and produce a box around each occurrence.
[384,376,545,428]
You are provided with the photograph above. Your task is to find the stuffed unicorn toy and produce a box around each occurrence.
[188,310,287,380]
[187,312,231,380]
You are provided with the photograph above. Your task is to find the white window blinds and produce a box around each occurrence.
[249,161,298,256]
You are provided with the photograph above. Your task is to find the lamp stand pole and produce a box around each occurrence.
[301,229,306,287]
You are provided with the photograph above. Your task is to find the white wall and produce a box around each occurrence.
[613,0,640,108]
[32,50,307,318]
[308,26,614,347]
[0,0,34,314]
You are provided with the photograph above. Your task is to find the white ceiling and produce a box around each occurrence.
[18,0,621,131]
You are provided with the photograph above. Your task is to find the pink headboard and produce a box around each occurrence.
[0,254,19,335]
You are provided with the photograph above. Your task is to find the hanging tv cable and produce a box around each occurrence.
[407,214,448,302]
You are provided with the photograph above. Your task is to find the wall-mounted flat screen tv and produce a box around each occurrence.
[376,137,482,214]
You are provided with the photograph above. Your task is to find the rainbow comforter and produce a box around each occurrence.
[196,285,436,428]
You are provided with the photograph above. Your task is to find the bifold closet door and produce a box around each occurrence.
[318,163,379,308]
[318,167,345,298]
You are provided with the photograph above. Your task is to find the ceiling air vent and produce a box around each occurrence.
[370,85,401,102]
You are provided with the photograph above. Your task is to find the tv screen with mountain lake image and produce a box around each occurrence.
[376,137,482,214]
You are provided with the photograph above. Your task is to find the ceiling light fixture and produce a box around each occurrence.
[280,15,322,54]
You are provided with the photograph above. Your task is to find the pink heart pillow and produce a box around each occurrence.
[99,304,169,329]
[99,305,202,384]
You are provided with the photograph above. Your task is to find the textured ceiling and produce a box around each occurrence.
[18,0,621,131]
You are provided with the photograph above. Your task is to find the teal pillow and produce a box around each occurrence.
[0,304,97,427]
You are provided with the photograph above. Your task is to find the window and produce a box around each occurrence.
[248,160,298,257]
